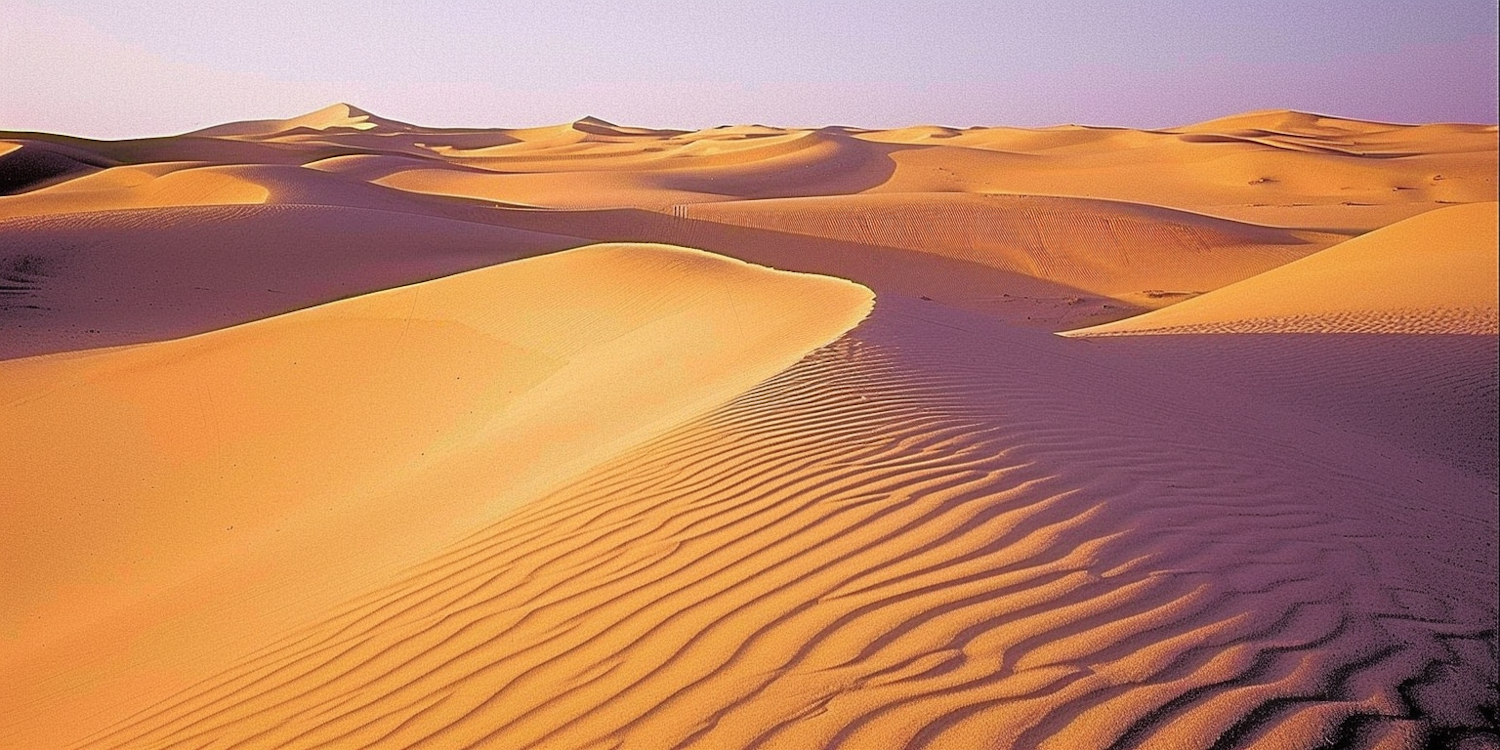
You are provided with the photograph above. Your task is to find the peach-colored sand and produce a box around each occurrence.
[1064,202,1499,336]
[0,107,1495,750]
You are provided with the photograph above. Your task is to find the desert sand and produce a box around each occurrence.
[0,106,1495,750]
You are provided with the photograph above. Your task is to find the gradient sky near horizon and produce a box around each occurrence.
[3,0,1496,139]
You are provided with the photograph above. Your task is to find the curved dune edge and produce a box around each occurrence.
[1062,202,1500,336]
[68,299,1497,750]
[0,243,872,750]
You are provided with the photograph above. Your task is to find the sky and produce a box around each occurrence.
[2,0,1496,139]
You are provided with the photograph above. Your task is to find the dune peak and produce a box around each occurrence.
[284,102,389,132]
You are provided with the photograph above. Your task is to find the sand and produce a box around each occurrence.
[0,106,1495,750]
[1064,202,1499,336]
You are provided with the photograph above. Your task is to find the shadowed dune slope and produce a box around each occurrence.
[71,298,1497,750]
[0,204,587,360]
[1065,202,1499,336]
[0,243,872,750]
[1087,333,1499,479]
[0,139,113,194]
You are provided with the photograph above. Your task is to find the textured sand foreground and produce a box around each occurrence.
[1,106,1496,749]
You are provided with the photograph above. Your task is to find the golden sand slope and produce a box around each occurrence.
[1065,202,1499,336]
[0,243,871,750]
[70,299,1497,750]
[860,112,1497,232]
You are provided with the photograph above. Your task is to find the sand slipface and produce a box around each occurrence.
[0,106,1497,750]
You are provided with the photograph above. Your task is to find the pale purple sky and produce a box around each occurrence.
[2,0,1496,139]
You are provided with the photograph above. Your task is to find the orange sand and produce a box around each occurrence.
[1064,202,1499,336]
[0,106,1495,750]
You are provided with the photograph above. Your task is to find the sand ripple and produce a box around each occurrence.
[79,299,1498,750]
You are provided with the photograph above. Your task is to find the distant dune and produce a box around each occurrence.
[0,106,1495,750]
[1064,201,1499,336]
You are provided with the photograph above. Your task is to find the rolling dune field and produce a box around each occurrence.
[0,106,1495,750]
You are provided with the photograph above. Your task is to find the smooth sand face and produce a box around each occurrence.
[0,107,1495,750]
[1064,202,1499,335]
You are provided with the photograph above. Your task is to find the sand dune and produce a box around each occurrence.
[1,105,1496,750]
[0,204,585,359]
[65,298,1497,750]
[1065,202,1499,335]
[0,243,871,749]
[0,160,542,221]
[670,192,1340,305]
[860,112,1496,232]
[189,103,414,139]
[0,162,271,217]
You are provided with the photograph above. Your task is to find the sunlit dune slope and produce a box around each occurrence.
[0,243,872,750]
[860,112,1496,232]
[73,298,1497,750]
[1065,201,1499,335]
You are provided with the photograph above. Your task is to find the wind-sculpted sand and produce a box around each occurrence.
[0,106,1495,749]
[0,243,871,748]
[66,300,1498,750]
